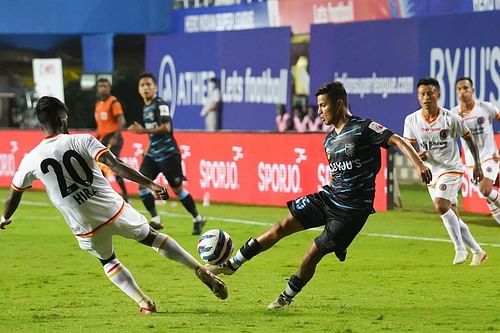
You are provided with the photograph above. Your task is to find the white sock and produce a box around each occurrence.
[153,233,200,270]
[458,219,482,253]
[229,250,247,268]
[440,209,465,251]
[487,190,500,208]
[487,201,500,223]
[151,215,161,223]
[103,259,151,308]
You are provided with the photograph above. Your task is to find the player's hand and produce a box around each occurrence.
[128,122,146,134]
[419,165,432,184]
[472,164,484,184]
[418,150,428,161]
[0,216,12,230]
[150,183,169,201]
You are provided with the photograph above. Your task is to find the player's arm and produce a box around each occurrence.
[97,150,169,200]
[388,134,432,184]
[127,121,170,135]
[462,131,483,183]
[1,189,24,229]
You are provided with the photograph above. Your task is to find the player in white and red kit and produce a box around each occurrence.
[0,96,227,313]
[451,77,500,223]
[404,77,487,266]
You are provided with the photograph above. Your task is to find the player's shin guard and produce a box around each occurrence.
[152,233,200,270]
[139,188,158,217]
[458,219,482,253]
[103,258,151,308]
[440,209,465,251]
[229,238,261,268]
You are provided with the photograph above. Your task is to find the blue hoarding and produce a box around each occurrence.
[310,19,419,135]
[146,27,291,130]
[310,11,500,135]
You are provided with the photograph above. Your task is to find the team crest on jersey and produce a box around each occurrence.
[439,183,447,191]
[477,116,485,125]
[368,121,386,134]
[345,143,355,157]
[439,129,449,139]
[486,166,492,173]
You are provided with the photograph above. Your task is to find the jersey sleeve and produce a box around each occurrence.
[365,120,394,148]
[483,101,499,119]
[450,113,470,137]
[74,134,108,162]
[157,100,172,124]
[403,115,416,142]
[11,154,36,191]
[111,98,124,117]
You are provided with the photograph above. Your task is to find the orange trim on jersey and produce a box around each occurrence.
[421,108,441,125]
[465,157,498,167]
[10,183,31,192]
[75,201,125,238]
[461,130,472,138]
[94,148,109,162]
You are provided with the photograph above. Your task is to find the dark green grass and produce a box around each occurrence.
[0,185,498,332]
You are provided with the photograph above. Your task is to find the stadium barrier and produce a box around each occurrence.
[0,130,390,211]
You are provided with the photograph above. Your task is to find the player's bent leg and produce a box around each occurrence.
[100,253,155,313]
[206,215,304,276]
[268,242,324,310]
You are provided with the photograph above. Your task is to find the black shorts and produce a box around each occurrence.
[139,154,186,188]
[287,191,370,261]
[100,133,123,157]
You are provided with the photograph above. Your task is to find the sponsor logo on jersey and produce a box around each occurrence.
[368,121,386,133]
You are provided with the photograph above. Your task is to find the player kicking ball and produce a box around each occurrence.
[206,81,432,309]
[0,96,227,314]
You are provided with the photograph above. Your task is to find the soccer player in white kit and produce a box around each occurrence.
[0,96,227,313]
[452,77,500,223]
[403,77,487,266]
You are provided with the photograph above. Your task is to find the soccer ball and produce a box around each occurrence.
[197,229,233,264]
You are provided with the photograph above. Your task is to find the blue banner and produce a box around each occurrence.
[310,19,419,135]
[146,27,291,130]
[419,11,500,117]
[310,11,500,135]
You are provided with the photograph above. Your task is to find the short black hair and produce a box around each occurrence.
[138,72,157,84]
[35,96,68,129]
[315,81,347,104]
[417,77,440,91]
[456,76,474,87]
[96,78,111,85]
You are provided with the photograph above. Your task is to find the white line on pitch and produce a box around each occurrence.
[17,200,500,248]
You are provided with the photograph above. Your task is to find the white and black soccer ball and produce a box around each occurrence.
[197,229,233,264]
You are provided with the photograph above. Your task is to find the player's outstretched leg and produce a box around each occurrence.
[486,201,500,224]
[206,215,304,276]
[140,230,228,299]
[101,253,156,314]
[139,187,164,230]
[268,241,324,310]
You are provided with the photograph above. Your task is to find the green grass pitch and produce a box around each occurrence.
[0,185,499,333]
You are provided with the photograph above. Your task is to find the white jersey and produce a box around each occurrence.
[403,108,469,178]
[451,100,499,166]
[11,133,125,236]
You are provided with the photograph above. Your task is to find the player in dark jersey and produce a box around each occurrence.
[128,73,206,235]
[205,81,433,309]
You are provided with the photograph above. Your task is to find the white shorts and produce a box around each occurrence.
[428,173,463,206]
[466,159,499,182]
[76,204,150,260]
